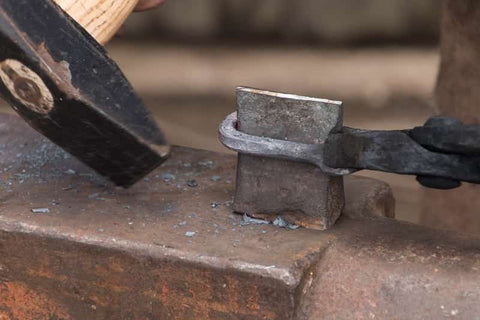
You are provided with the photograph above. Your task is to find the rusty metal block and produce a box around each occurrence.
[0,113,478,319]
[234,88,345,230]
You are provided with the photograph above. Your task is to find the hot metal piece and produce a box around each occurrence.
[231,87,346,230]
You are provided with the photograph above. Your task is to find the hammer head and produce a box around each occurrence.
[0,0,169,187]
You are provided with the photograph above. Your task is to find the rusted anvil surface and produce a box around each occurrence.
[0,113,478,319]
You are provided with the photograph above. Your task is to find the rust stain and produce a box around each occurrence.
[0,282,71,320]
[142,271,277,319]
[25,266,129,308]
[226,275,241,313]
[27,269,68,282]
[246,284,260,313]
[2,16,83,103]
[36,43,82,101]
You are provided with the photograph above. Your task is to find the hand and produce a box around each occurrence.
[135,0,167,11]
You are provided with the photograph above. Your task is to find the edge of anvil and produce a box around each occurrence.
[0,215,302,287]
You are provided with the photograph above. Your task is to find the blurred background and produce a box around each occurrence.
[106,0,442,227]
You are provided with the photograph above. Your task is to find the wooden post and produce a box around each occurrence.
[421,0,480,234]
[436,0,480,123]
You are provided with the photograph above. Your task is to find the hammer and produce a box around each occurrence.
[0,0,169,187]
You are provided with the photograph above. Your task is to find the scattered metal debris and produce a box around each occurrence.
[273,217,299,230]
[240,214,270,226]
[31,208,50,214]
[158,172,176,182]
[64,169,76,175]
[223,200,234,208]
[185,231,196,237]
[88,192,107,201]
[210,202,219,208]
[187,179,198,188]
[239,214,300,230]
[199,160,215,168]
[173,221,187,229]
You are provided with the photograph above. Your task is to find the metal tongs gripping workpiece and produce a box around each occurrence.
[220,106,480,190]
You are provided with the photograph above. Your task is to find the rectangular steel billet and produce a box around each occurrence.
[234,87,344,230]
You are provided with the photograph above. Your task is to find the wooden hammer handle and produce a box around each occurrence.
[54,0,139,44]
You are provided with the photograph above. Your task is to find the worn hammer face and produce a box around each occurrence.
[0,0,169,187]
[234,87,344,230]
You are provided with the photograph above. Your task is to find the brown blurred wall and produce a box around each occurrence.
[123,0,440,44]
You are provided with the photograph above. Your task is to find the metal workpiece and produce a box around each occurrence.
[232,87,347,230]
[0,113,479,319]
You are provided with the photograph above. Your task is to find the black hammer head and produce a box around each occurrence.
[0,0,169,187]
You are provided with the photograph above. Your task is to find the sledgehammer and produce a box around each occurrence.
[0,0,169,187]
